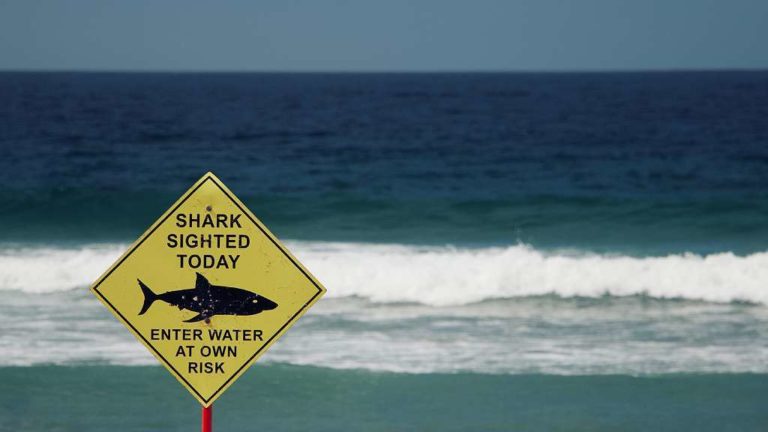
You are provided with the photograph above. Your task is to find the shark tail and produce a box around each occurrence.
[138,279,157,315]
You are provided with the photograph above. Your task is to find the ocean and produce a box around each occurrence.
[1,71,767,431]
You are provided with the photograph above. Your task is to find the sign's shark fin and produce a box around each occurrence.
[195,272,211,292]
[138,279,158,315]
[184,313,209,323]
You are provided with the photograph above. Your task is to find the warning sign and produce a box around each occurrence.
[90,172,326,406]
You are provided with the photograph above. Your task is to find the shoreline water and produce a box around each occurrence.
[3,365,768,432]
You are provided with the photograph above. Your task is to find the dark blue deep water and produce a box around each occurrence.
[1,71,767,253]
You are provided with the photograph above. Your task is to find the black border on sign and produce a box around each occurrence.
[91,174,324,405]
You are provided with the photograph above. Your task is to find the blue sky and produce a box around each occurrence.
[1,0,766,71]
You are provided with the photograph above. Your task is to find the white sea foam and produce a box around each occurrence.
[0,244,128,293]
[2,243,768,373]
[1,242,767,305]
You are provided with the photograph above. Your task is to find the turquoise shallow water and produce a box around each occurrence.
[3,365,768,432]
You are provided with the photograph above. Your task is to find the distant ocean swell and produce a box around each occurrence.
[2,241,767,305]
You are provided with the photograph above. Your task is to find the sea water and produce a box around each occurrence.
[1,71,767,431]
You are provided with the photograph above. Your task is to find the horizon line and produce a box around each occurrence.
[1,67,766,75]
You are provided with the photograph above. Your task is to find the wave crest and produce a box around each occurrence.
[1,242,767,305]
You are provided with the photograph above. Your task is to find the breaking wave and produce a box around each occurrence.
[1,242,767,305]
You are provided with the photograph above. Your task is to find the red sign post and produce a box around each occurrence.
[202,405,212,432]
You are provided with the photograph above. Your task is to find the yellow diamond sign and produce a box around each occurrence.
[90,172,326,406]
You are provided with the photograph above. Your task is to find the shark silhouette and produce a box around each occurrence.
[137,272,278,323]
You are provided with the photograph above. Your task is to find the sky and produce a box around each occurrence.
[1,0,767,72]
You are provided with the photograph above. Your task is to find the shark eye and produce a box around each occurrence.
[251,299,258,303]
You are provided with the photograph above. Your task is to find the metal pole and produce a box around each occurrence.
[202,405,212,432]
